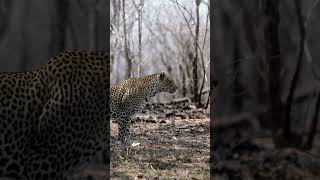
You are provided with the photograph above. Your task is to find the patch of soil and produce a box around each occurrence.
[110,103,210,179]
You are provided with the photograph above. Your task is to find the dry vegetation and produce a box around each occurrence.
[109,0,211,179]
[111,0,210,107]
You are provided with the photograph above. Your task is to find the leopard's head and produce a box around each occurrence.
[157,72,178,94]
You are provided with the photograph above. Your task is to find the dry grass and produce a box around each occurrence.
[110,105,210,180]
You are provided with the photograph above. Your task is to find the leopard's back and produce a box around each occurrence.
[0,50,110,179]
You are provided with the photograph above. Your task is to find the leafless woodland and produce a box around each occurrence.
[0,0,108,71]
[213,0,320,179]
[110,0,210,179]
[111,0,210,107]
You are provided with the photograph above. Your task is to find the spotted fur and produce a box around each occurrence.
[110,72,178,143]
[0,50,109,179]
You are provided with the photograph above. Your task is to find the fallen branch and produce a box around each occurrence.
[170,97,191,105]
[213,110,266,131]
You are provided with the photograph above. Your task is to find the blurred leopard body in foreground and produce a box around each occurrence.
[110,72,178,143]
[0,50,109,179]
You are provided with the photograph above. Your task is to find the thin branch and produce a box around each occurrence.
[170,0,209,106]
[284,0,305,138]
[172,0,205,65]
[167,0,197,25]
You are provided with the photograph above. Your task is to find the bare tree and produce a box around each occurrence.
[110,0,210,103]
[133,0,144,77]
[122,0,132,79]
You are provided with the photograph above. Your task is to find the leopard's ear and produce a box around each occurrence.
[159,72,165,81]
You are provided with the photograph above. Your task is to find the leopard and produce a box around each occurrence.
[0,50,109,179]
[110,72,178,144]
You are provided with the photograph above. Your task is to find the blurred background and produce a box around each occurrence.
[212,0,320,179]
[111,0,210,106]
[0,1,109,179]
[0,0,108,72]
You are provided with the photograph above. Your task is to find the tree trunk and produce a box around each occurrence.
[20,1,30,71]
[194,0,200,107]
[281,0,305,148]
[88,0,97,49]
[180,64,187,97]
[122,0,131,79]
[50,0,67,55]
[263,0,283,147]
[137,0,143,77]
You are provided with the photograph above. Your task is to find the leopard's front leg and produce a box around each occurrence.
[117,115,132,144]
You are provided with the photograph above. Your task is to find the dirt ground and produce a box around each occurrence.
[212,116,320,180]
[110,103,210,180]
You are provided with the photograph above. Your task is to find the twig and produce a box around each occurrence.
[171,0,205,65]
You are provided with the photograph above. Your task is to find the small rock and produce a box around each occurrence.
[157,115,164,119]
[137,174,143,178]
[160,120,166,123]
[172,136,178,141]
[131,142,140,147]
[145,116,156,123]
[165,111,177,118]
[182,106,192,111]
[178,114,187,119]
[158,164,168,170]
[188,113,206,119]
[135,117,142,123]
